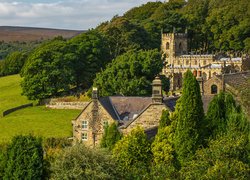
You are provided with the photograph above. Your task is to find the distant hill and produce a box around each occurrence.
[0,26,85,42]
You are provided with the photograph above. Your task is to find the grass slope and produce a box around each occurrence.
[0,74,81,143]
[0,74,32,115]
[0,107,80,143]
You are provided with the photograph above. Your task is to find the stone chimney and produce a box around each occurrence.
[92,87,98,99]
[152,76,163,104]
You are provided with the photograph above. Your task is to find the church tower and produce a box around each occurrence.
[161,31,188,66]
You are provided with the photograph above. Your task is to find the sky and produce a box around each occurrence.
[0,0,163,30]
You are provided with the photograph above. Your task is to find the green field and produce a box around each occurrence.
[0,74,81,143]
[0,74,33,115]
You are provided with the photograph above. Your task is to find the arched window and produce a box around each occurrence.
[166,42,170,50]
[211,84,218,94]
[186,60,189,66]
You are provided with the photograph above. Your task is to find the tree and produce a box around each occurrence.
[21,38,75,100]
[100,122,122,150]
[206,92,239,137]
[50,143,123,179]
[97,17,151,59]
[3,135,43,180]
[159,109,171,129]
[151,125,178,179]
[180,103,250,179]
[112,127,152,178]
[173,70,205,165]
[67,30,111,89]
[0,51,27,76]
[94,49,162,97]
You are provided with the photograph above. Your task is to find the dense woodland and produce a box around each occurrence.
[0,0,249,178]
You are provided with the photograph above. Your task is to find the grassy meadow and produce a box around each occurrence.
[0,74,33,115]
[0,74,81,143]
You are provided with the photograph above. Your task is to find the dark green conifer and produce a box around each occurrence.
[173,70,205,165]
[159,109,171,129]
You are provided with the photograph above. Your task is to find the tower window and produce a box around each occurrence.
[166,42,170,50]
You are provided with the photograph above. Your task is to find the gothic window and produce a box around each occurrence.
[186,60,189,66]
[82,132,88,141]
[211,84,218,94]
[82,121,88,129]
[166,42,170,50]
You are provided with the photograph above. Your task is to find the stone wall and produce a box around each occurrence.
[203,76,223,95]
[44,98,89,109]
[2,103,33,117]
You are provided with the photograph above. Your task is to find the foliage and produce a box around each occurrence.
[50,143,123,179]
[94,49,162,97]
[206,92,239,137]
[3,135,43,180]
[180,105,250,179]
[97,17,151,59]
[173,70,205,164]
[151,126,178,178]
[21,38,75,100]
[100,122,122,150]
[112,126,152,178]
[0,51,27,76]
[67,30,111,89]
[159,109,171,129]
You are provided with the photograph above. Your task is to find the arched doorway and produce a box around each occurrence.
[211,84,218,94]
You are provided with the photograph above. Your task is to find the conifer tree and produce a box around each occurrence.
[100,122,122,150]
[173,70,205,165]
[3,135,43,180]
[159,109,171,129]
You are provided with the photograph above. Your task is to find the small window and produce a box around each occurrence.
[82,133,88,141]
[211,85,218,94]
[166,42,170,50]
[82,121,88,129]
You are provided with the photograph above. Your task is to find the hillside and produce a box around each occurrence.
[0,74,81,143]
[0,26,84,42]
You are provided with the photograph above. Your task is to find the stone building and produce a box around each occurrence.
[72,77,178,147]
[161,32,243,91]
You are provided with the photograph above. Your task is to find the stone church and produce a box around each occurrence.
[161,32,244,92]
[72,77,177,147]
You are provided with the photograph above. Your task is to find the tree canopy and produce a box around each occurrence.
[93,49,163,97]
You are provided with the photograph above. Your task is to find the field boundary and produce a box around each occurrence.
[2,103,33,117]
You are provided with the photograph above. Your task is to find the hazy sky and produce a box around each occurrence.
[0,0,163,30]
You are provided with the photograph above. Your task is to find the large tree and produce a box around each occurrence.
[173,70,205,165]
[21,38,75,101]
[3,135,43,180]
[93,49,163,97]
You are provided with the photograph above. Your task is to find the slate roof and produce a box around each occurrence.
[99,96,178,121]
